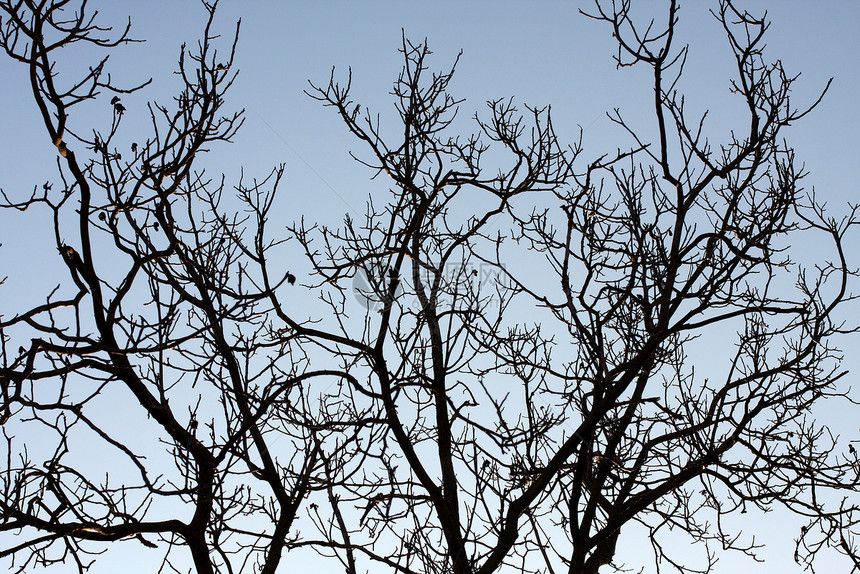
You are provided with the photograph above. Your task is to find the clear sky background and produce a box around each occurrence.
[1,1,859,572]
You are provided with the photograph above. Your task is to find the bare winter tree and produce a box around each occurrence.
[1,1,858,574]
[281,34,579,574]
[481,2,860,573]
[0,2,360,573]
[284,3,860,574]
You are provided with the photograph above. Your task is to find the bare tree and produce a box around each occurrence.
[0,2,355,573]
[283,34,578,574]
[485,1,860,572]
[284,3,860,574]
[1,1,858,574]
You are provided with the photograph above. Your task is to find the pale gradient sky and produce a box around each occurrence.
[1,1,858,572]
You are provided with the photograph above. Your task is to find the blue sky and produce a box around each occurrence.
[4,1,859,255]
[1,1,859,572]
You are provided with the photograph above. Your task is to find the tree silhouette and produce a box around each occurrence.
[1,1,858,574]
[0,2,349,573]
